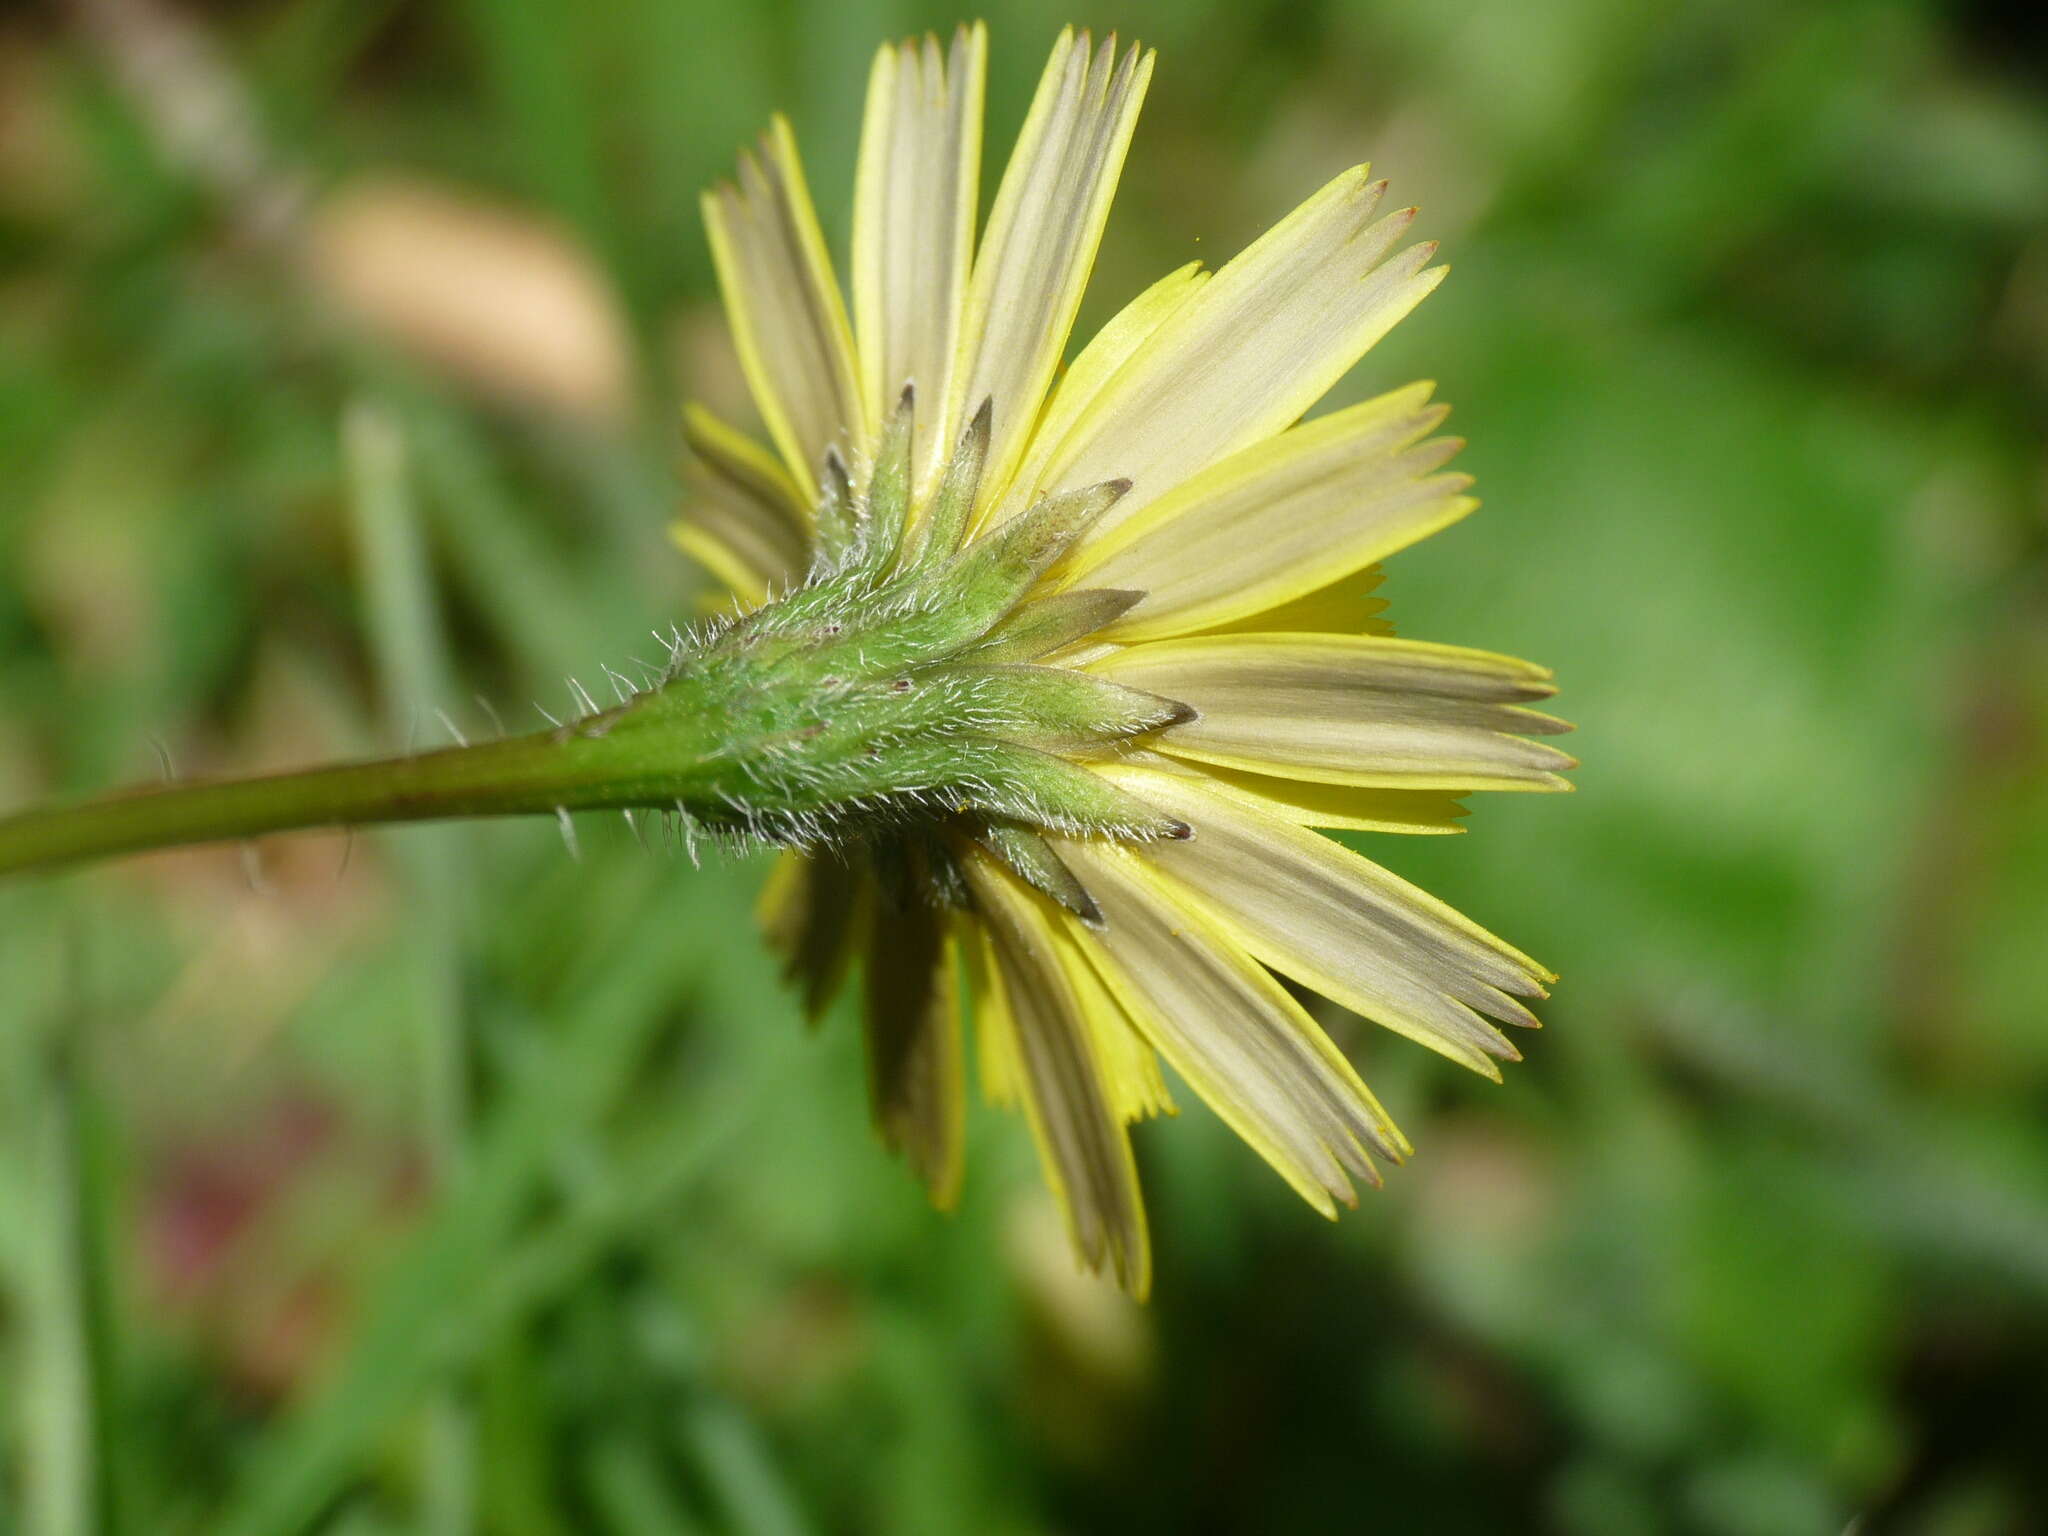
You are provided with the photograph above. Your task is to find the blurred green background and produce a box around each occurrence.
[4,0,2047,1530]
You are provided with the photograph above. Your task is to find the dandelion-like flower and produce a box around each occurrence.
[679,24,1573,1295]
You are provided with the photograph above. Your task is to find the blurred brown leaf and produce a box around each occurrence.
[305,175,633,426]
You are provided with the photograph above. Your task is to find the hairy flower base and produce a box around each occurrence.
[639,389,1200,881]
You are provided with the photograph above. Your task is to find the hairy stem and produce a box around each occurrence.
[0,722,712,879]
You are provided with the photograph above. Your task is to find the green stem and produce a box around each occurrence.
[0,722,710,879]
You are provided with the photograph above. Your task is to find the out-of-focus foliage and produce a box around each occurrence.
[3,0,2046,1530]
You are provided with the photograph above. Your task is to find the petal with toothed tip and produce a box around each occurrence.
[853,25,986,491]
[1063,384,1477,640]
[1112,750,1470,835]
[1093,634,1577,792]
[1099,764,1549,1077]
[963,853,1151,1295]
[1001,166,1445,540]
[703,119,863,498]
[950,29,1153,517]
[1055,838,1410,1216]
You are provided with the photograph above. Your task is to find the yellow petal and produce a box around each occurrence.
[675,404,812,600]
[1057,926,1175,1123]
[862,897,967,1207]
[950,29,1153,517]
[1066,384,1476,639]
[1055,839,1407,1215]
[669,523,770,609]
[756,849,805,938]
[1191,564,1393,638]
[1091,633,1577,792]
[964,851,1151,1296]
[683,403,810,526]
[960,855,1168,1123]
[1114,750,1468,834]
[983,260,1208,532]
[1017,165,1445,543]
[702,118,862,499]
[852,25,986,492]
[963,914,1022,1109]
[1097,765,1549,1077]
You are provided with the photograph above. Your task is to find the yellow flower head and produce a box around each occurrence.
[681,25,1573,1296]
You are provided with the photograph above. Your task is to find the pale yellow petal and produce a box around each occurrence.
[702,118,862,499]
[1192,564,1393,638]
[682,403,810,522]
[862,897,966,1206]
[950,29,1154,516]
[1056,839,1407,1215]
[964,915,1022,1109]
[756,849,806,941]
[851,25,986,491]
[1017,166,1444,543]
[1066,384,1476,639]
[1058,929,1175,1123]
[668,523,772,608]
[675,404,812,600]
[983,260,1208,531]
[1114,750,1468,835]
[1092,633,1577,792]
[964,851,1151,1295]
[1098,766,1548,1076]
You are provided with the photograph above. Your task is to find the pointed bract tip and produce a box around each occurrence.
[1161,700,1199,727]
[1164,820,1194,841]
[1101,477,1134,501]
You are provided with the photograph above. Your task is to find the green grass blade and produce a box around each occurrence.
[209,859,754,1536]
[345,400,475,1536]
[19,980,123,1536]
